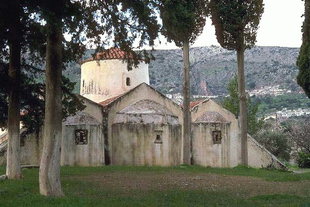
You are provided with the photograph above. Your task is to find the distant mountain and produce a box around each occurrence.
[148,46,301,96]
[65,46,301,96]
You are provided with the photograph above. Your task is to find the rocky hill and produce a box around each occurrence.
[148,46,301,96]
[65,46,302,96]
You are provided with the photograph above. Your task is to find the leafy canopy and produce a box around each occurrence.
[209,0,264,51]
[0,0,160,133]
[157,0,207,47]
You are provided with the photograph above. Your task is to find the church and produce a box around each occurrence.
[0,48,285,169]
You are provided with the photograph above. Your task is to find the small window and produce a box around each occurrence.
[154,134,163,144]
[82,80,85,87]
[75,129,88,145]
[212,130,222,144]
[126,77,131,86]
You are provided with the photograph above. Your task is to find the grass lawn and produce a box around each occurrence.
[0,165,310,207]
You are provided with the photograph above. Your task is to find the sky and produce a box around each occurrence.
[154,0,305,50]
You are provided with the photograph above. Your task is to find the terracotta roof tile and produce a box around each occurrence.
[190,100,204,109]
[82,48,136,64]
[99,95,122,107]
[180,100,205,109]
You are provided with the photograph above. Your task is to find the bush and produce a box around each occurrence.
[297,152,310,168]
[254,130,291,161]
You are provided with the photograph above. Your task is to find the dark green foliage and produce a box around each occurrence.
[0,63,85,135]
[297,0,310,97]
[0,0,160,134]
[84,0,160,67]
[209,0,264,51]
[255,130,291,161]
[222,76,263,135]
[297,152,310,168]
[157,0,207,47]
[297,42,310,98]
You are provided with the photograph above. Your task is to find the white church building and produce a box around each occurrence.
[0,48,285,169]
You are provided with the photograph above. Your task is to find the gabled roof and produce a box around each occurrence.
[64,112,100,126]
[118,99,175,116]
[99,95,123,107]
[194,111,230,124]
[113,99,179,125]
[97,83,182,111]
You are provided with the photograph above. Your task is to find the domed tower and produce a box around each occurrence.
[80,48,150,103]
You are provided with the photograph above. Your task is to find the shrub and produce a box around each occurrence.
[297,152,310,168]
[254,130,291,161]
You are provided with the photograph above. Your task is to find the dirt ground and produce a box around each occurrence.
[70,171,310,198]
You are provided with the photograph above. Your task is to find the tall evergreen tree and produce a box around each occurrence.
[209,0,264,166]
[222,76,263,136]
[0,0,24,179]
[0,0,86,192]
[297,0,310,98]
[156,0,207,164]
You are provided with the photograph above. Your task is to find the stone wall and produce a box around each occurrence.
[192,123,230,167]
[107,83,184,164]
[248,135,286,169]
[61,125,105,166]
[112,123,181,166]
[20,133,42,165]
[191,99,241,167]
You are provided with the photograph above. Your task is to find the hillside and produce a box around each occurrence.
[66,46,301,96]
[148,46,301,96]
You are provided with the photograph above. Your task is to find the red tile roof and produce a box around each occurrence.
[180,100,205,109]
[190,100,204,109]
[98,95,122,107]
[82,48,136,64]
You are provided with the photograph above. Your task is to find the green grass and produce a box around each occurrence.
[57,165,310,182]
[0,166,310,207]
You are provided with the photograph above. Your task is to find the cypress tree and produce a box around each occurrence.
[297,0,310,98]
[209,0,264,166]
[157,0,207,164]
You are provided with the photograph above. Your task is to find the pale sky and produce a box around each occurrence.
[154,0,305,49]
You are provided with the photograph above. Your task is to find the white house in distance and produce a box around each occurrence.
[0,48,285,169]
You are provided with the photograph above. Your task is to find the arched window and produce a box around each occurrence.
[154,134,163,144]
[126,77,131,86]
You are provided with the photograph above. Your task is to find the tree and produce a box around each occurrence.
[297,0,310,98]
[38,0,67,196]
[222,76,263,135]
[209,0,264,165]
[156,0,207,164]
[285,118,310,154]
[0,0,23,179]
[255,129,291,161]
[37,0,159,196]
[0,63,84,140]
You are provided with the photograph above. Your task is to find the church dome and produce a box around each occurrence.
[80,48,149,103]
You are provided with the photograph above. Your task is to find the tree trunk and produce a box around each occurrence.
[237,49,248,166]
[182,41,191,165]
[39,16,64,196]
[6,0,22,180]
